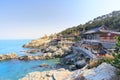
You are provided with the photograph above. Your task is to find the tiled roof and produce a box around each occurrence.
[84,25,120,35]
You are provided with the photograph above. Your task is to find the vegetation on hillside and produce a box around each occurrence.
[60,11,120,36]
[29,11,120,46]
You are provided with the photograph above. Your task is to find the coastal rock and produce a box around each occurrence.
[18,55,34,60]
[45,46,58,53]
[18,53,56,60]
[39,47,71,60]
[17,54,50,61]
[62,47,96,70]
[52,48,65,57]
[20,68,72,80]
[39,64,49,67]
[48,46,58,51]
[34,56,40,60]
[43,52,53,59]
[22,37,52,48]
[75,59,87,69]
[20,63,119,80]
[62,46,71,53]
[26,49,40,53]
[69,65,77,70]
[0,53,17,61]
[66,63,118,80]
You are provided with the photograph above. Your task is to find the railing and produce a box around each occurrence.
[77,39,116,49]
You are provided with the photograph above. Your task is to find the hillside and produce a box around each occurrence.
[23,10,120,48]
[60,10,120,36]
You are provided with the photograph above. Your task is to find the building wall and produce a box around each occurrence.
[85,33,118,42]
[99,33,116,42]
[86,34,100,40]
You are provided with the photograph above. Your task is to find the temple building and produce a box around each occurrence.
[80,25,120,49]
[83,25,120,42]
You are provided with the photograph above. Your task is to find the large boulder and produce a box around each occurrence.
[48,46,58,52]
[18,55,34,60]
[66,63,119,80]
[83,63,118,80]
[39,64,49,67]
[53,48,64,57]
[34,56,41,60]
[43,52,53,59]
[75,59,87,69]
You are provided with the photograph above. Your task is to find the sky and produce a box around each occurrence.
[0,0,120,39]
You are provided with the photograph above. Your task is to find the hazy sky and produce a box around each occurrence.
[0,0,120,39]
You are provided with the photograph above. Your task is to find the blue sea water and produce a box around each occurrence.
[0,39,30,55]
[0,40,59,80]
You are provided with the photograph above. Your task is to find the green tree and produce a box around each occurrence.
[109,36,120,74]
[113,36,120,53]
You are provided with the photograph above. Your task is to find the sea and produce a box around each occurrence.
[0,39,59,80]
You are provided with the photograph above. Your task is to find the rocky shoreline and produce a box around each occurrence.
[0,52,67,61]
[0,46,71,61]
[20,63,119,80]
[0,41,71,61]
[1,36,119,80]
[0,45,97,70]
[20,68,72,80]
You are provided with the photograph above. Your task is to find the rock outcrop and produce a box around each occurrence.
[41,46,71,59]
[23,36,58,48]
[18,46,71,60]
[62,46,96,70]
[39,64,49,67]
[66,63,119,80]
[0,53,17,61]
[20,68,72,80]
[0,48,70,61]
[26,49,40,53]
[20,63,119,80]
[0,44,71,61]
